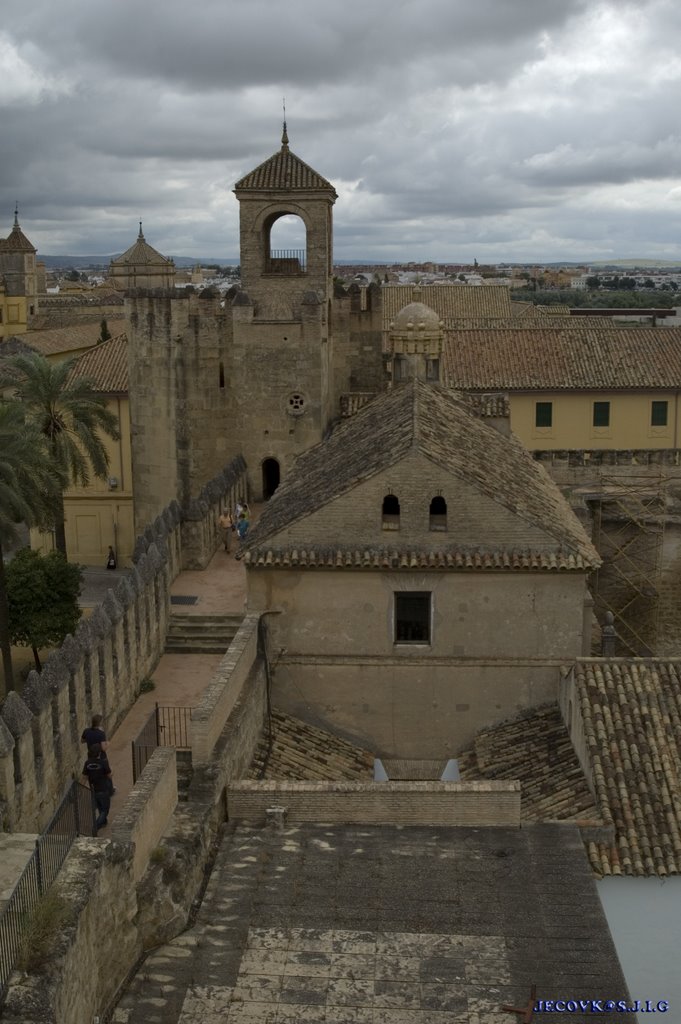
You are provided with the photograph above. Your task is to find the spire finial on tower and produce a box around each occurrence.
[282,97,289,150]
[138,220,144,240]
[14,203,19,227]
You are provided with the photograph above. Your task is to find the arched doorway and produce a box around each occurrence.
[262,458,281,500]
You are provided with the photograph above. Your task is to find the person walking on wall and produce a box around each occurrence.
[82,743,113,831]
[81,714,115,793]
[218,508,233,552]
[81,713,108,751]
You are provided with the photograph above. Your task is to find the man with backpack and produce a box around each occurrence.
[82,743,113,831]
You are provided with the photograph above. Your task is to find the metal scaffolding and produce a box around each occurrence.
[589,473,667,657]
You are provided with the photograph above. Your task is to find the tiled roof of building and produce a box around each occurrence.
[234,134,336,194]
[250,709,374,780]
[68,333,128,393]
[463,391,510,418]
[245,379,600,569]
[458,704,598,822]
[112,226,174,267]
[382,284,513,324]
[575,658,681,877]
[447,315,606,330]
[537,304,572,315]
[443,325,681,390]
[20,317,126,356]
[339,392,376,417]
[245,546,592,571]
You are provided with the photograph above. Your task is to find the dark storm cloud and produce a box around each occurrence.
[1,0,680,260]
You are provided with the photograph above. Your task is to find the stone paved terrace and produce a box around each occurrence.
[112,822,632,1024]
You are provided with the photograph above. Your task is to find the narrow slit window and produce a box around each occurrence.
[219,361,225,390]
[382,494,400,530]
[429,495,447,531]
[593,401,610,428]
[535,401,552,428]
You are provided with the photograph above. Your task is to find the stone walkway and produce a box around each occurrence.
[105,544,247,825]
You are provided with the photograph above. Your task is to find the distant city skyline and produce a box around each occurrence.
[3,0,681,263]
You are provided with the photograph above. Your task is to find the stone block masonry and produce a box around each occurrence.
[227,778,521,826]
[190,613,261,765]
[112,746,177,882]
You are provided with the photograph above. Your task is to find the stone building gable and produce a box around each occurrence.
[246,379,599,567]
[250,450,583,559]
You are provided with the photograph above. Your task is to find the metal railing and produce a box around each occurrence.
[265,249,306,274]
[131,704,192,783]
[0,779,96,1001]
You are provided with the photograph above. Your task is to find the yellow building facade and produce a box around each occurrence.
[31,336,135,566]
[510,390,681,450]
[0,285,28,337]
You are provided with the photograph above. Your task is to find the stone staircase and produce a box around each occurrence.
[164,613,244,655]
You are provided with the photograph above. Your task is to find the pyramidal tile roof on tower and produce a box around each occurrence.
[234,125,336,194]
[0,209,36,253]
[112,224,174,267]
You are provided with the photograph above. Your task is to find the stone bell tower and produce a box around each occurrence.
[228,124,338,500]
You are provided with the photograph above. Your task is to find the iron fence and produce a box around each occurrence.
[131,704,192,783]
[265,249,306,274]
[0,779,96,1001]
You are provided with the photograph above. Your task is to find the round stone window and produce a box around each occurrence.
[287,393,306,417]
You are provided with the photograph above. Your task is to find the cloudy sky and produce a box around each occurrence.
[2,0,681,263]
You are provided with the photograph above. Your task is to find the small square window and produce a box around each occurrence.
[593,401,610,427]
[535,402,553,428]
[651,400,668,427]
[395,591,431,644]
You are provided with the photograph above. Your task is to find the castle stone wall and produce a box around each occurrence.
[111,746,177,882]
[227,778,521,827]
[0,458,246,833]
[190,613,261,765]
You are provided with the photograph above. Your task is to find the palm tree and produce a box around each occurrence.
[1,353,120,557]
[0,401,63,692]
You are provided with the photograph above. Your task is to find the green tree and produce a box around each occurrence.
[586,275,601,289]
[6,548,82,672]
[98,319,112,344]
[0,402,63,692]
[1,353,120,558]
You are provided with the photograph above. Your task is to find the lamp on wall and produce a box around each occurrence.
[107,476,119,490]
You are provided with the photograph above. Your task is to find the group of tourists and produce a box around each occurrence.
[218,499,250,554]
[81,714,115,832]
